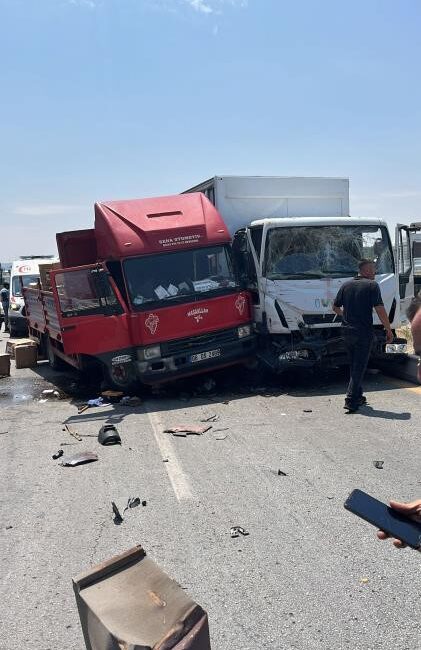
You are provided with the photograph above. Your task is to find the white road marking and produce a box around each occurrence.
[146,408,193,501]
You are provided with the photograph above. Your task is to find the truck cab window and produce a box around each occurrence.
[55,269,119,316]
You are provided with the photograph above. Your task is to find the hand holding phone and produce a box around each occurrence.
[344,489,421,550]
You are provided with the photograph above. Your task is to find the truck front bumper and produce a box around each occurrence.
[136,332,256,384]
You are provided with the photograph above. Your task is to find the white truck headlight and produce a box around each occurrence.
[138,345,161,361]
[10,303,20,311]
[385,343,407,354]
[237,325,252,339]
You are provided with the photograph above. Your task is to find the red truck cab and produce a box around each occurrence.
[24,193,255,388]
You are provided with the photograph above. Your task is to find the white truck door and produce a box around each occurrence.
[395,224,414,318]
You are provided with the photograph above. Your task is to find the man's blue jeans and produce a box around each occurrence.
[341,327,373,406]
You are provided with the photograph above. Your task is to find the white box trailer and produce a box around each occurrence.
[184,176,349,234]
[183,176,414,373]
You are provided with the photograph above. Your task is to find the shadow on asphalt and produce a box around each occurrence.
[353,405,411,420]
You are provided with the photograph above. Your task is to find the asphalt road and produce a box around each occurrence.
[1,331,420,650]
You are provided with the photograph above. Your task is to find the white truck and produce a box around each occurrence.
[183,176,414,372]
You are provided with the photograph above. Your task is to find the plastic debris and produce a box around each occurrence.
[124,497,141,511]
[87,397,105,407]
[120,396,142,407]
[360,577,369,584]
[230,526,250,538]
[214,435,227,441]
[277,469,288,476]
[373,460,384,469]
[98,424,121,446]
[52,449,64,460]
[112,501,123,525]
[303,409,313,413]
[42,389,61,399]
[164,425,212,436]
[60,451,98,467]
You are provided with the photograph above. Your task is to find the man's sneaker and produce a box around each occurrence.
[344,400,359,413]
[358,396,367,406]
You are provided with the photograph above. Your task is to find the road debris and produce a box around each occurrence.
[41,389,61,399]
[120,396,142,407]
[360,577,369,584]
[60,451,98,467]
[162,458,169,462]
[164,424,212,436]
[5,525,13,530]
[101,390,124,402]
[52,449,64,460]
[277,469,288,476]
[112,501,123,525]
[87,397,105,407]
[214,434,227,440]
[98,424,121,446]
[124,497,141,511]
[78,405,89,414]
[230,526,250,538]
[303,409,313,413]
[63,424,82,442]
[373,460,384,469]
[200,414,219,422]
[213,427,229,432]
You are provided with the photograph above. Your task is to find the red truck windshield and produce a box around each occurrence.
[124,245,238,308]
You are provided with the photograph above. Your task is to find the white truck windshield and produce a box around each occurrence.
[264,225,394,279]
[124,245,237,308]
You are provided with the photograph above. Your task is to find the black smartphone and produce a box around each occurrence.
[344,489,421,549]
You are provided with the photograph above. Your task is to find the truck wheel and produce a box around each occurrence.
[46,339,64,370]
[105,362,137,391]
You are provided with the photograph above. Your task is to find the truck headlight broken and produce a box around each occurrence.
[138,345,161,361]
[385,343,407,354]
[237,325,252,339]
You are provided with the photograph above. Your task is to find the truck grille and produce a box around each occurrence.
[162,328,238,356]
[302,314,342,325]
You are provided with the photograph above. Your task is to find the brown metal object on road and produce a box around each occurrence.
[63,424,82,441]
[72,545,211,650]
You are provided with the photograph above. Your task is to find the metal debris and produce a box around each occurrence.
[98,424,121,446]
[52,449,64,460]
[112,501,123,525]
[200,414,219,422]
[230,526,250,538]
[277,469,288,476]
[124,497,141,511]
[303,409,313,413]
[60,451,98,467]
[63,424,82,442]
[373,460,384,469]
[164,425,212,436]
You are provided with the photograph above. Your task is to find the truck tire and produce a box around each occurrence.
[46,339,65,370]
[105,362,137,391]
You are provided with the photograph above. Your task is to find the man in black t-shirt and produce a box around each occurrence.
[333,259,393,412]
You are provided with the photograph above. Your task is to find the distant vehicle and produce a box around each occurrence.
[184,176,415,372]
[410,227,421,296]
[9,256,57,337]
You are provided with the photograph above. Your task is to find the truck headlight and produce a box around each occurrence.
[237,325,252,339]
[385,343,407,354]
[10,303,20,311]
[279,349,310,361]
[137,345,161,361]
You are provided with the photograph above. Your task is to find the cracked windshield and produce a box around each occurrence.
[265,225,394,279]
[124,245,237,307]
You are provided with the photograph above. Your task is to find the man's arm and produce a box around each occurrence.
[374,305,393,343]
[333,305,343,317]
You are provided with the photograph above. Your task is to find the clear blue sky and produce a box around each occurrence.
[1,0,420,260]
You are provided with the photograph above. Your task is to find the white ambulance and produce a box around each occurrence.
[9,256,57,336]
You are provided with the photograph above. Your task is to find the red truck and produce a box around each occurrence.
[23,193,255,389]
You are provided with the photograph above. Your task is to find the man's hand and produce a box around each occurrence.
[377,499,421,548]
[385,328,393,344]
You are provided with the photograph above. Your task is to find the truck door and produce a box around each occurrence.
[51,265,128,355]
[395,224,414,318]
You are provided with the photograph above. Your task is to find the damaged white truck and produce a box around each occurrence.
[184,176,414,373]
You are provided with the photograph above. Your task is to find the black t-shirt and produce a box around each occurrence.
[334,277,383,331]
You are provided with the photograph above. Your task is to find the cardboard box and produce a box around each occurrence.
[6,338,36,359]
[14,344,38,369]
[38,263,61,291]
[0,354,10,377]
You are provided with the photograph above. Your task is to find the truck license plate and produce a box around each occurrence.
[190,349,221,363]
